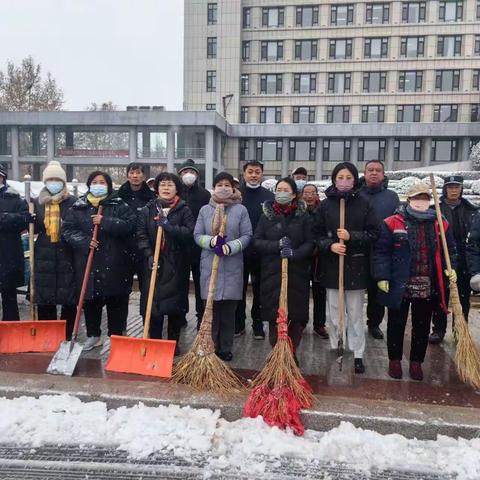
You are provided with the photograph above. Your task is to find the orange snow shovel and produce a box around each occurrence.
[105,224,176,378]
[0,176,65,354]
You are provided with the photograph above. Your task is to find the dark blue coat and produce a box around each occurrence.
[466,212,480,276]
[358,177,400,221]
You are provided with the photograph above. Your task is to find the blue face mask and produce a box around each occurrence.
[89,184,108,197]
[295,180,307,192]
[45,181,64,195]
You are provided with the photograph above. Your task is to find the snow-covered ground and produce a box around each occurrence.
[0,394,479,479]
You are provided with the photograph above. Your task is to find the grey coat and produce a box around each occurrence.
[194,201,252,301]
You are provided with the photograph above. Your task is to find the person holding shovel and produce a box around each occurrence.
[313,163,380,374]
[33,161,77,339]
[194,172,252,362]
[372,182,456,381]
[62,171,136,351]
[136,172,194,353]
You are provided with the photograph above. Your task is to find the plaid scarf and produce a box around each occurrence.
[44,201,61,243]
[272,200,298,217]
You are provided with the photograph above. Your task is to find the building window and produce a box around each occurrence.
[207,3,217,24]
[402,2,426,22]
[323,139,351,162]
[239,139,248,161]
[206,103,216,111]
[473,70,480,90]
[432,139,458,162]
[437,36,462,57]
[296,6,319,26]
[242,7,251,28]
[397,105,422,122]
[261,41,283,61]
[262,7,284,27]
[328,72,351,93]
[331,4,354,25]
[364,38,389,59]
[295,40,318,60]
[327,106,350,123]
[398,71,423,92]
[206,70,216,92]
[207,37,217,59]
[361,105,385,123]
[293,73,317,93]
[472,104,480,122]
[363,72,387,92]
[435,70,460,91]
[240,107,249,123]
[400,36,424,57]
[293,106,316,123]
[366,3,389,24]
[18,127,47,156]
[260,74,283,94]
[358,139,386,162]
[256,139,282,161]
[394,139,422,161]
[242,41,250,61]
[439,1,463,21]
[478,0,480,19]
[475,36,480,55]
[289,140,316,161]
[240,74,249,95]
[433,104,458,122]
[329,39,353,59]
[259,107,282,124]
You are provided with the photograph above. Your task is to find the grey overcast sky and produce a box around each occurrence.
[0,0,184,111]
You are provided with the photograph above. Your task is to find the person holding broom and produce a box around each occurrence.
[254,177,314,361]
[313,163,380,374]
[136,172,194,353]
[62,171,136,351]
[33,161,77,339]
[194,172,252,362]
[372,182,457,381]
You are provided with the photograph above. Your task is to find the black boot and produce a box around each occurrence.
[354,358,365,374]
[368,326,384,340]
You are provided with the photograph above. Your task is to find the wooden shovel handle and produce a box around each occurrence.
[25,179,37,320]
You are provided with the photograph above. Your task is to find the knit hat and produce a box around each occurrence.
[0,163,7,179]
[42,161,67,183]
[291,167,307,177]
[178,158,199,175]
[406,182,432,199]
[444,175,464,186]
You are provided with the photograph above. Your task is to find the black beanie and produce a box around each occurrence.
[331,162,359,186]
[178,158,199,175]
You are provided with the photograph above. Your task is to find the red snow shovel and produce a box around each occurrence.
[46,206,103,376]
[0,176,65,354]
[105,225,176,378]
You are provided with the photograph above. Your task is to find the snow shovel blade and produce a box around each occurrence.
[46,340,83,376]
[0,320,66,354]
[105,335,176,378]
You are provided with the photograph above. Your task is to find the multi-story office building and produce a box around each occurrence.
[184,0,480,178]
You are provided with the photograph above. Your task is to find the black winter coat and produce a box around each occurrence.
[136,199,194,317]
[0,185,29,290]
[33,192,77,306]
[313,186,381,290]
[466,212,480,276]
[358,177,400,221]
[254,201,314,327]
[62,194,136,300]
[117,181,156,215]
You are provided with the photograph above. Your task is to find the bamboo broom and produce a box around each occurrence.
[171,206,244,393]
[430,174,480,390]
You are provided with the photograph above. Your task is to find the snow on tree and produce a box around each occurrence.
[470,141,480,171]
[394,176,422,195]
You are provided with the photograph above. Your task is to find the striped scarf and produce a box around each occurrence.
[44,201,61,243]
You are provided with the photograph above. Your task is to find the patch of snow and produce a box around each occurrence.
[471,179,480,195]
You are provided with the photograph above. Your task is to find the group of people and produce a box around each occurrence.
[1,158,480,382]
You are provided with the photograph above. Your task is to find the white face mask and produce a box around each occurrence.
[182,172,197,186]
[409,199,431,212]
[246,182,260,189]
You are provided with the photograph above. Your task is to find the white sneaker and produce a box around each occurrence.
[82,336,102,351]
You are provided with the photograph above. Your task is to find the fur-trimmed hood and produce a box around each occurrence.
[261,199,308,221]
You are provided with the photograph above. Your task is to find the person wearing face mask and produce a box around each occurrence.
[235,160,274,340]
[31,161,77,338]
[313,163,380,374]
[254,177,314,360]
[372,182,456,381]
[0,163,31,320]
[62,171,136,351]
[194,172,252,361]
[291,166,308,194]
[136,173,194,354]
[178,158,211,329]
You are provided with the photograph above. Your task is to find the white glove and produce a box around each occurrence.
[470,273,480,292]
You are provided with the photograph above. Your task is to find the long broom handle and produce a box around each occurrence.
[71,206,103,342]
[24,176,37,320]
[279,257,288,313]
[338,198,346,346]
[143,225,163,339]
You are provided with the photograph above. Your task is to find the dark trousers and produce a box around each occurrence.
[182,255,204,325]
[269,321,304,352]
[213,300,237,353]
[235,255,262,331]
[366,276,385,329]
[387,297,433,363]
[37,304,76,340]
[312,280,326,328]
[431,271,471,334]
[83,294,129,337]
[0,288,19,320]
[149,313,183,341]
